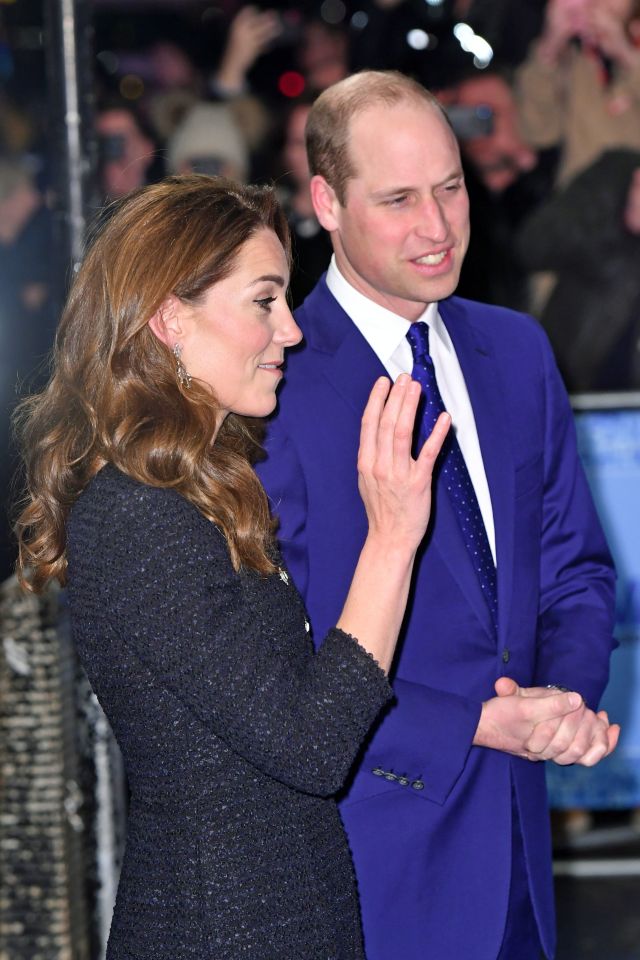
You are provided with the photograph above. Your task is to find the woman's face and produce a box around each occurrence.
[178,228,301,422]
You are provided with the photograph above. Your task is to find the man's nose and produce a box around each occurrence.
[415,199,449,243]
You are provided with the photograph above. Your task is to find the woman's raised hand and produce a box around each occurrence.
[337,375,450,671]
[357,375,450,556]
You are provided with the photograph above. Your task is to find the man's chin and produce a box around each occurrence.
[406,275,461,306]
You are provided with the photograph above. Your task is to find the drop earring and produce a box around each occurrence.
[173,343,192,389]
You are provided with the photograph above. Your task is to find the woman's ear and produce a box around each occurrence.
[148,294,183,346]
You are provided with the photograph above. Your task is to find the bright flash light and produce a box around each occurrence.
[453,22,493,67]
[407,29,430,51]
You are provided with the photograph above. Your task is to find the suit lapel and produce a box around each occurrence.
[439,298,515,645]
[299,282,515,642]
[300,279,388,418]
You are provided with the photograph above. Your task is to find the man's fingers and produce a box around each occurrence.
[607,723,621,754]
[576,723,620,766]
[526,716,574,757]
[494,676,519,698]
[515,685,573,699]
[523,690,583,723]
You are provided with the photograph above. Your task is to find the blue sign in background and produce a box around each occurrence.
[546,408,640,808]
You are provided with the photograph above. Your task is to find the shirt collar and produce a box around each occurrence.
[326,255,445,362]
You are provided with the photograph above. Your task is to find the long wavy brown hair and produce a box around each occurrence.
[14,175,291,592]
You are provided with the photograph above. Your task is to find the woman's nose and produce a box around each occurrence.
[274,306,303,347]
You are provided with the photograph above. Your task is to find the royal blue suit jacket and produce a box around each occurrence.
[258,277,616,960]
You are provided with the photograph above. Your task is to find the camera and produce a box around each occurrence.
[446,104,494,140]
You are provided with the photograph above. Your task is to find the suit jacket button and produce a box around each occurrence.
[502,649,510,663]
[411,780,424,791]
[372,767,384,777]
[384,772,397,781]
[398,777,409,786]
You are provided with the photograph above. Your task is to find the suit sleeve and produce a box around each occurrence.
[259,416,483,807]
[257,421,310,597]
[532,331,617,706]
[98,484,392,798]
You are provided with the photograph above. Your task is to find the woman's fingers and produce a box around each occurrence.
[357,375,448,548]
[360,376,449,483]
[391,379,422,470]
[417,412,451,472]
[376,375,412,470]
[359,377,391,473]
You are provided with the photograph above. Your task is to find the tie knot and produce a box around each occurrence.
[406,322,431,364]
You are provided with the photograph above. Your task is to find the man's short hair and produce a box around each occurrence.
[306,70,445,205]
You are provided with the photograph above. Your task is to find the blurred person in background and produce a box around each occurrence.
[146,8,279,156]
[0,156,54,584]
[277,97,332,307]
[516,0,640,387]
[0,92,36,157]
[298,15,350,93]
[207,4,280,159]
[144,39,206,144]
[96,101,159,201]
[166,102,249,182]
[440,71,538,196]
[516,0,640,187]
[436,69,553,312]
[517,148,640,392]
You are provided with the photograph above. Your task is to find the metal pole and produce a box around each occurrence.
[45,0,95,283]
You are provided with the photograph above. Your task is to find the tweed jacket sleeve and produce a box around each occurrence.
[67,467,393,798]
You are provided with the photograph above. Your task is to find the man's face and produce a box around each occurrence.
[96,109,154,198]
[284,105,312,187]
[448,74,537,193]
[315,101,470,321]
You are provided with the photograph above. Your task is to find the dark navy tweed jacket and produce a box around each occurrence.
[67,464,392,960]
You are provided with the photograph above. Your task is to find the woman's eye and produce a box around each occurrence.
[254,296,277,311]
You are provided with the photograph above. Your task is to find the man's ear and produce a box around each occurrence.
[148,294,183,347]
[310,175,342,232]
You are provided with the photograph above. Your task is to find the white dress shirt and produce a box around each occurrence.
[326,256,496,562]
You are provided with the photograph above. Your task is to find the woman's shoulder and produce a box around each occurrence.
[72,463,185,522]
[69,464,224,557]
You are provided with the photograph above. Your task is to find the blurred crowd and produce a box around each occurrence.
[2,0,640,582]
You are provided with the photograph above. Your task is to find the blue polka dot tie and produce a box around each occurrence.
[406,322,498,632]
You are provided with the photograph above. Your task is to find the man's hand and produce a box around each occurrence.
[536,0,587,65]
[584,5,640,69]
[498,678,619,766]
[473,677,619,766]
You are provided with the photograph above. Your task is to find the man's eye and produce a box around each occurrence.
[385,195,408,206]
[255,296,277,311]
